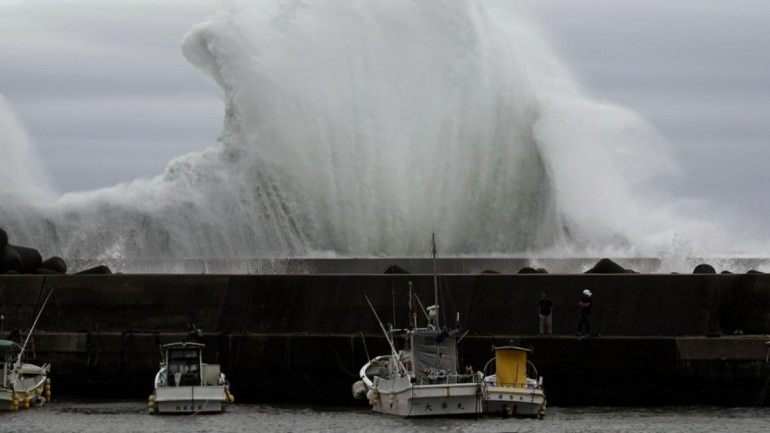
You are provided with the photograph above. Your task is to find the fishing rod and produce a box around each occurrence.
[16,287,55,370]
[364,295,407,374]
[413,294,430,323]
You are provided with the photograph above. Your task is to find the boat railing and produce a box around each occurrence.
[364,356,393,381]
[527,360,539,380]
[481,359,542,389]
[12,363,49,393]
[155,367,167,387]
[416,370,481,385]
[483,377,541,389]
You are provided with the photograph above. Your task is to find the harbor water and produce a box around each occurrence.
[1,401,768,433]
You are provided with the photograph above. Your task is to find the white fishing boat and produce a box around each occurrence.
[148,341,234,414]
[353,235,484,417]
[482,346,546,418]
[0,289,54,411]
[0,340,51,411]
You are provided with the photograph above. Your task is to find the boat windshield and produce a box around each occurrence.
[167,349,201,386]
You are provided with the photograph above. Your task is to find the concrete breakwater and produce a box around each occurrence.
[1,272,769,406]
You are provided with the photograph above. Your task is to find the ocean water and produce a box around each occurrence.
[1,401,768,433]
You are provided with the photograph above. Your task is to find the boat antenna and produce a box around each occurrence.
[365,295,407,374]
[391,279,396,330]
[431,233,439,329]
[16,287,55,370]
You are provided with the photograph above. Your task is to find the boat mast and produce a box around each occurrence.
[432,233,439,329]
[408,281,416,329]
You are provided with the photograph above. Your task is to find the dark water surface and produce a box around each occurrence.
[1,401,769,433]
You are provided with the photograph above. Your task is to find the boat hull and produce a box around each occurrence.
[483,386,545,418]
[0,363,49,411]
[0,389,19,411]
[0,387,47,411]
[370,376,482,417]
[153,385,226,414]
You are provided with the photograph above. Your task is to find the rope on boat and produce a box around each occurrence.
[350,331,370,365]
[187,386,207,416]
[330,337,358,377]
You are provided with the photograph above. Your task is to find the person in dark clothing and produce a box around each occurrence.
[577,289,592,336]
[538,291,553,335]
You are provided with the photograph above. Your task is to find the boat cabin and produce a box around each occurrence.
[408,329,460,385]
[163,342,204,387]
[0,340,19,388]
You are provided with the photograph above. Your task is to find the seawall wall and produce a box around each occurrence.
[1,273,769,405]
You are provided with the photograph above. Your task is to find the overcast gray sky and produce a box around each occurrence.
[0,0,222,195]
[1,0,769,239]
[530,0,770,240]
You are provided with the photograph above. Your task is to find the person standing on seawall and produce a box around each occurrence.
[577,289,592,336]
[538,291,553,336]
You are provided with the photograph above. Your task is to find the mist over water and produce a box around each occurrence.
[0,0,758,267]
